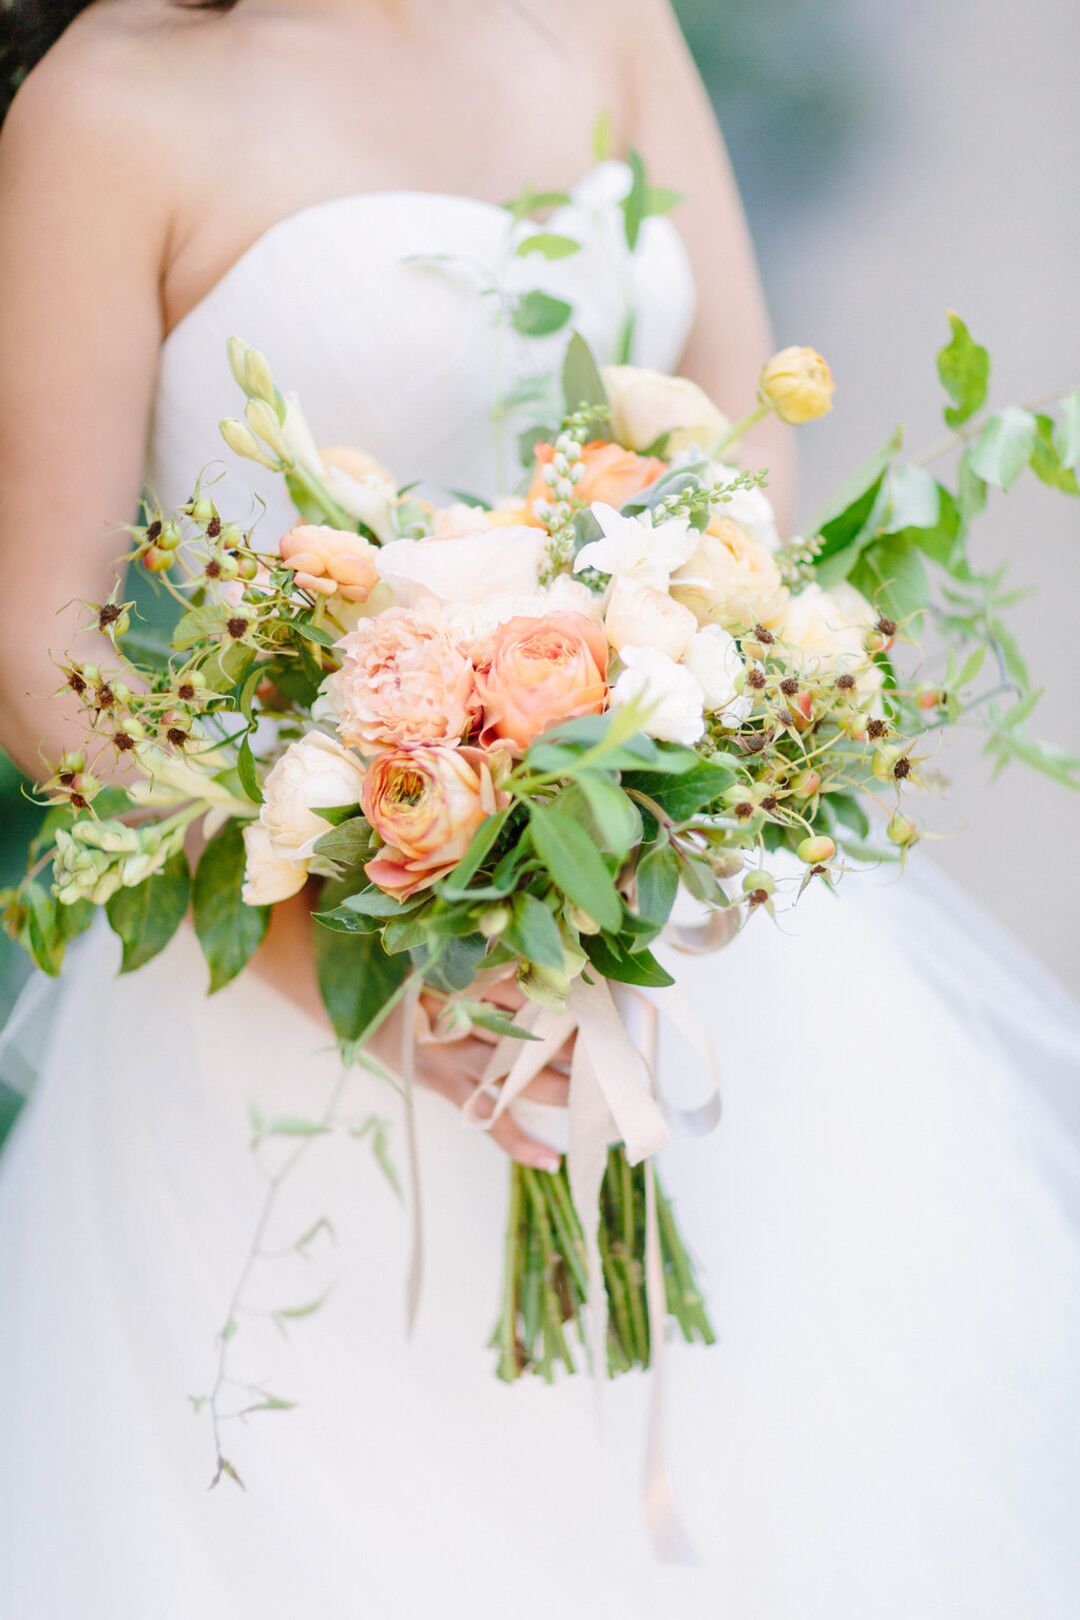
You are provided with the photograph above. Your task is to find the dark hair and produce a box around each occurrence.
[2,1,238,122]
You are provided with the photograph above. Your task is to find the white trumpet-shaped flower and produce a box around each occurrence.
[574,503,698,592]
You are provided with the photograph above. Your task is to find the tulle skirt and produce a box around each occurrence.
[1,861,1079,1620]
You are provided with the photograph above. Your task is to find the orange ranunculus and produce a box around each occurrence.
[363,745,508,900]
[474,612,609,752]
[525,440,666,520]
[279,523,380,604]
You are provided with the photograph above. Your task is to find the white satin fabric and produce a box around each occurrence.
[3,166,1080,1619]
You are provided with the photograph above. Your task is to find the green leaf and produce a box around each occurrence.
[956,644,987,687]
[968,406,1037,491]
[511,290,574,338]
[312,817,375,866]
[172,604,223,651]
[561,778,642,859]
[501,186,573,220]
[1053,390,1080,469]
[504,892,565,970]
[561,331,610,416]
[622,757,734,820]
[634,842,679,928]
[884,463,940,532]
[289,616,337,648]
[592,108,613,162]
[810,427,902,546]
[105,852,191,974]
[236,736,264,805]
[313,875,409,1043]
[515,232,581,261]
[645,185,683,217]
[582,932,674,988]
[937,312,990,428]
[339,885,426,919]
[261,1116,330,1138]
[419,933,489,993]
[23,882,64,976]
[192,821,270,994]
[437,807,511,896]
[621,148,648,252]
[527,802,622,932]
[849,536,929,624]
[1030,413,1080,495]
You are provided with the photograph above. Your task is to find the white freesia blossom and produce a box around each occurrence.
[259,730,366,863]
[604,579,697,660]
[681,625,752,726]
[611,645,705,745]
[377,527,546,608]
[574,503,697,592]
[241,823,309,905]
[601,365,730,455]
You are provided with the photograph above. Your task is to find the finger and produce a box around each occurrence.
[469,1078,562,1172]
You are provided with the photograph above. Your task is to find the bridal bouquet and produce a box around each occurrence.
[5,319,1078,1392]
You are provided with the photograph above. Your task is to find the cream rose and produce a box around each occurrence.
[376,527,547,609]
[671,517,788,632]
[601,364,730,454]
[778,581,881,698]
[611,646,705,746]
[363,745,509,900]
[260,730,366,863]
[681,625,751,726]
[329,608,478,754]
[241,822,309,906]
[604,580,697,661]
[475,612,609,752]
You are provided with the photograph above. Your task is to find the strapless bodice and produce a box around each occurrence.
[147,163,696,535]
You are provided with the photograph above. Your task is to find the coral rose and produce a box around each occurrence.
[671,516,788,632]
[363,745,508,900]
[329,608,478,753]
[279,524,379,604]
[474,612,609,752]
[526,440,665,518]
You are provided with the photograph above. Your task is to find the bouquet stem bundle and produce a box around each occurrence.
[494,1148,714,1382]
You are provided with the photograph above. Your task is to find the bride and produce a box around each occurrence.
[1,2,1078,1616]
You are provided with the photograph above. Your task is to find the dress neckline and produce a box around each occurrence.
[162,166,616,351]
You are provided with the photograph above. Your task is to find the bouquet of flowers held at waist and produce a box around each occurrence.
[6,319,1079,1404]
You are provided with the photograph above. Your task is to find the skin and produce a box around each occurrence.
[0,0,793,1165]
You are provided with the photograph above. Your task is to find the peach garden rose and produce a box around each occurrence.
[474,612,609,752]
[363,745,509,899]
[329,607,479,754]
[279,523,380,604]
[526,439,666,517]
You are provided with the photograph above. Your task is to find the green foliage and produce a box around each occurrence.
[510,290,573,338]
[192,821,269,993]
[936,313,991,428]
[313,874,410,1044]
[526,802,622,933]
[105,852,191,973]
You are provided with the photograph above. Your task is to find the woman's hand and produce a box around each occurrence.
[413,979,570,1173]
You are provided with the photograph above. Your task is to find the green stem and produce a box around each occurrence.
[656,1179,716,1345]
[542,1167,590,1298]
[709,401,770,459]
[618,1153,650,1366]
[598,1210,635,1372]
[288,462,355,532]
[522,1169,573,1379]
[496,1165,524,1381]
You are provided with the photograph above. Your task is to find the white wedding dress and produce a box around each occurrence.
[2,165,1080,1620]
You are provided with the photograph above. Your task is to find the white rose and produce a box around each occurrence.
[376,527,546,608]
[574,503,698,592]
[445,574,603,644]
[681,625,751,726]
[671,517,788,632]
[778,581,881,698]
[611,646,705,746]
[604,580,697,660]
[601,365,730,455]
[242,823,309,906]
[260,730,366,862]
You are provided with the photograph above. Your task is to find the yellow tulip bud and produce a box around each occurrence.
[759,346,835,424]
[220,417,278,469]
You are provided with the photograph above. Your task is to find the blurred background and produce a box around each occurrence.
[2,0,1078,1108]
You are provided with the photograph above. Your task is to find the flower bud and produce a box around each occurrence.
[220,417,278,469]
[235,554,260,582]
[741,870,775,896]
[887,812,919,848]
[477,904,511,939]
[759,347,835,424]
[790,768,821,798]
[243,347,278,411]
[564,901,602,936]
[157,522,183,552]
[245,398,288,460]
[226,336,251,391]
[797,835,835,864]
[218,522,243,548]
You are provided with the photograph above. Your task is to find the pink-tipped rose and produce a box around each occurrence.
[329,608,479,754]
[363,745,508,899]
[280,523,379,603]
[474,612,609,752]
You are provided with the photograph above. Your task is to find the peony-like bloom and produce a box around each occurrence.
[601,365,730,455]
[671,516,788,632]
[526,440,665,516]
[259,730,367,862]
[363,745,508,899]
[279,524,380,604]
[759,346,835,424]
[375,526,547,609]
[611,645,706,745]
[475,612,609,751]
[329,608,479,753]
[604,579,697,661]
[778,581,881,698]
[242,822,309,906]
[574,502,698,592]
[445,575,602,645]
[681,625,751,727]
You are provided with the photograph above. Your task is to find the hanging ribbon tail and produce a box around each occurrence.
[628,976,724,1139]
[401,976,424,1337]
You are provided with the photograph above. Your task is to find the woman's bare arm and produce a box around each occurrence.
[618,0,797,529]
